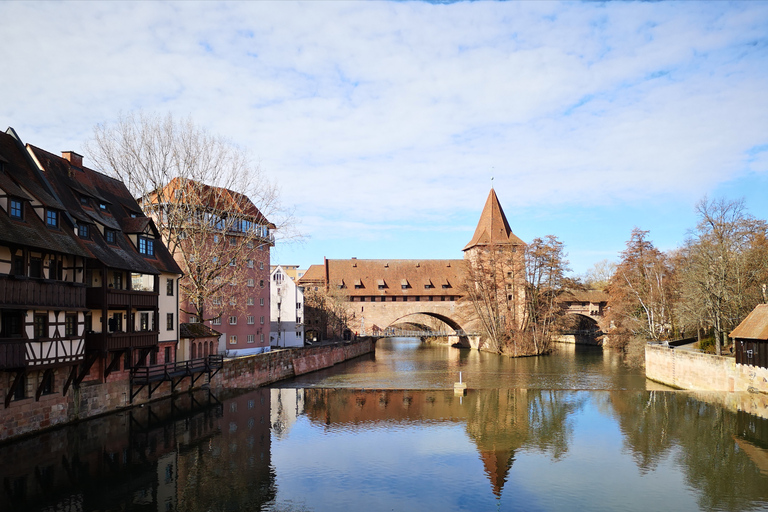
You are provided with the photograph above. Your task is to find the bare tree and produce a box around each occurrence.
[86,111,291,323]
[582,259,616,290]
[605,229,676,347]
[461,236,568,356]
[677,197,768,354]
[460,243,522,353]
[302,285,351,340]
[521,236,570,356]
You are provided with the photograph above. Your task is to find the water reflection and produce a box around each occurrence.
[0,389,274,512]
[284,339,652,391]
[1,347,768,511]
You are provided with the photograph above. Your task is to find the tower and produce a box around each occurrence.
[463,189,526,329]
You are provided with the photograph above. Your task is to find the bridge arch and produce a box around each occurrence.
[563,313,603,345]
[381,311,473,347]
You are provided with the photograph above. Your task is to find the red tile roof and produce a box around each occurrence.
[464,188,524,251]
[300,258,465,298]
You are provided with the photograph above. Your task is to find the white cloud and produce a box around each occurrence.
[1,1,767,270]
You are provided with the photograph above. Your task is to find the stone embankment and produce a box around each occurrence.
[210,338,375,389]
[645,344,768,419]
[1,338,375,443]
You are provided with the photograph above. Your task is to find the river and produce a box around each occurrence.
[1,339,767,511]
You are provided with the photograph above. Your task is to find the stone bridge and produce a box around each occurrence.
[297,189,527,351]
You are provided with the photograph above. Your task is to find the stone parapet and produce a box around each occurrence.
[646,344,768,394]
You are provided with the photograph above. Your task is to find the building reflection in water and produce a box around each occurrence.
[2,386,768,511]
[0,388,275,512]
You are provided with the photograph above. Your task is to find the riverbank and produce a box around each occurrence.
[645,343,768,401]
[1,338,376,443]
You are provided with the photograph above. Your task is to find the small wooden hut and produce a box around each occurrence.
[730,304,768,369]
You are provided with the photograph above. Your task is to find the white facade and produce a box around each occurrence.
[270,265,304,348]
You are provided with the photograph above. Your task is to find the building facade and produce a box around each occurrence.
[1,127,181,424]
[141,178,274,357]
[270,265,304,348]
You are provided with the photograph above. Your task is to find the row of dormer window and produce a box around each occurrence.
[6,195,155,256]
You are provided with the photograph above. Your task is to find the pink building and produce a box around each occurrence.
[141,178,274,358]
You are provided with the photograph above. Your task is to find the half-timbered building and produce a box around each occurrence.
[0,127,182,415]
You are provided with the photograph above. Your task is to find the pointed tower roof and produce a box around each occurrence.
[463,188,524,251]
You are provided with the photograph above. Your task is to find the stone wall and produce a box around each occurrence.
[646,344,768,394]
[1,339,375,443]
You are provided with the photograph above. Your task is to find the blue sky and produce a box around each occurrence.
[2,1,767,276]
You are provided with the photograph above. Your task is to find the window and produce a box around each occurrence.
[260,316,265,325]
[13,373,26,401]
[80,195,89,205]
[212,256,218,264]
[247,259,254,268]
[247,316,254,324]
[229,258,236,266]
[167,313,174,330]
[167,278,174,296]
[259,261,264,270]
[260,333,265,343]
[296,302,302,310]
[41,371,54,396]
[46,209,58,228]
[99,202,107,210]
[213,234,220,243]
[247,334,255,344]
[78,223,90,239]
[247,297,254,306]
[34,314,48,339]
[138,237,154,256]
[211,317,221,325]
[229,316,237,325]
[229,335,237,345]
[213,296,221,305]
[9,199,22,219]
[259,280,264,288]
[247,279,254,287]
[229,237,236,245]
[105,229,116,244]
[260,298,264,306]
[140,312,149,331]
[246,241,253,249]
[190,316,198,323]
[65,314,77,336]
[112,272,123,289]
[29,257,42,278]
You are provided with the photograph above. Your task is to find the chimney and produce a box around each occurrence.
[61,151,83,167]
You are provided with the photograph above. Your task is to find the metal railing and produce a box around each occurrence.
[374,329,478,338]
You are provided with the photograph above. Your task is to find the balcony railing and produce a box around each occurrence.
[0,336,86,370]
[0,275,86,310]
[85,330,159,353]
[86,288,158,309]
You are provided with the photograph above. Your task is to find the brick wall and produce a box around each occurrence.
[646,344,768,394]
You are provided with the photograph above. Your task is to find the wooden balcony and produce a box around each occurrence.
[86,288,158,310]
[0,338,25,369]
[85,330,159,353]
[0,275,86,310]
[0,337,86,370]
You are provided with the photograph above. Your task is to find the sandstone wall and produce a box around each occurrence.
[646,344,768,394]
